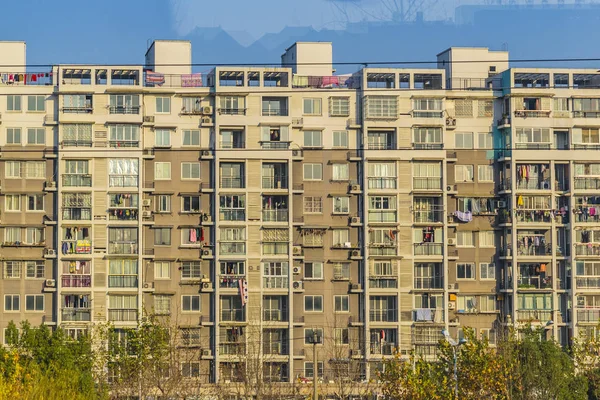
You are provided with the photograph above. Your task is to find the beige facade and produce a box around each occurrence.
[1,39,599,394]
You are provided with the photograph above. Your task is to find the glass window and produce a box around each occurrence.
[27,96,45,112]
[155,129,171,147]
[182,195,201,213]
[25,261,44,279]
[304,328,324,345]
[156,195,171,212]
[4,295,20,311]
[7,128,21,144]
[330,97,350,117]
[457,231,474,247]
[303,164,322,181]
[154,228,171,246]
[304,295,323,312]
[155,162,171,180]
[477,132,493,149]
[303,130,322,147]
[181,261,201,279]
[155,97,171,113]
[154,261,170,279]
[304,262,323,280]
[27,128,45,145]
[333,130,349,148]
[181,162,201,180]
[154,295,171,314]
[303,98,322,115]
[457,263,475,279]
[5,194,20,211]
[455,132,473,149]
[27,194,44,211]
[182,130,200,146]
[455,165,474,182]
[25,295,44,311]
[334,295,350,312]
[333,196,349,214]
[303,197,322,214]
[182,295,201,312]
[479,231,495,247]
[7,95,21,111]
[480,263,495,280]
[478,165,494,182]
[332,164,349,181]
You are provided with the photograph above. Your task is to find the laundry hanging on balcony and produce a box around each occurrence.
[238,279,248,306]
[454,210,473,222]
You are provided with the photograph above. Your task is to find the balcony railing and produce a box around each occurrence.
[263,343,289,356]
[262,209,289,222]
[515,143,552,150]
[109,175,139,187]
[369,278,398,289]
[573,144,600,150]
[221,309,245,322]
[413,309,444,323]
[61,240,92,254]
[414,243,443,256]
[516,180,551,190]
[367,177,397,190]
[368,212,397,223]
[109,106,140,114]
[263,277,289,289]
[517,276,552,289]
[144,72,208,88]
[61,308,91,322]
[63,140,93,147]
[108,242,139,255]
[62,174,92,187]
[413,177,442,190]
[262,177,288,189]
[576,244,600,256]
[220,177,244,189]
[263,309,288,322]
[517,310,552,321]
[218,108,246,115]
[413,277,443,290]
[262,108,289,117]
[514,110,551,118]
[108,275,139,288]
[414,210,444,224]
[370,342,396,355]
[108,208,138,221]
[62,208,92,221]
[515,210,552,223]
[369,310,398,322]
[261,142,290,149]
[61,275,91,288]
[109,141,139,148]
[220,210,245,221]
[108,309,138,322]
[367,142,394,150]
[219,343,246,355]
[574,212,600,223]
[369,246,398,256]
[577,309,600,322]
[413,143,444,150]
[1,71,53,86]
[220,275,245,289]
[573,111,600,118]
[576,277,600,289]
[516,245,552,256]
[63,106,93,114]
[575,178,600,190]
[220,243,246,255]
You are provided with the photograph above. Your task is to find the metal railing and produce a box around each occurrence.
[220,309,245,322]
[414,243,443,256]
[61,308,91,322]
[369,278,398,289]
[414,210,444,224]
[262,108,289,117]
[577,309,600,322]
[262,209,288,222]
[262,177,288,189]
[108,276,139,288]
[517,310,552,321]
[218,108,246,115]
[576,277,600,289]
[220,210,246,221]
[263,277,289,289]
[413,177,442,190]
[413,277,443,289]
[576,244,600,256]
[108,242,139,255]
[517,276,552,289]
[62,174,92,187]
[263,309,288,322]
[109,106,140,114]
[220,177,244,189]
[575,177,600,190]
[61,275,91,288]
[369,310,398,322]
[108,309,138,322]
[514,110,551,118]
[367,177,397,189]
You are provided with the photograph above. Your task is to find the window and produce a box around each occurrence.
[63,94,92,112]
[365,96,398,118]
[455,165,474,182]
[480,295,496,313]
[332,229,349,247]
[303,163,322,180]
[457,295,477,312]
[63,124,92,146]
[334,295,349,312]
[304,362,324,379]
[181,162,201,180]
[480,263,496,280]
[478,132,493,149]
[5,194,20,211]
[333,130,349,148]
[4,295,19,311]
[26,194,44,212]
[109,94,140,114]
[154,228,171,246]
[304,262,323,280]
[572,128,600,146]
[154,261,170,279]
[155,97,171,114]
[219,96,245,114]
[154,295,171,314]
[25,228,44,245]
[368,162,397,189]
[303,130,322,147]
[181,328,202,347]
[183,130,200,146]
[155,162,171,180]
[480,328,496,345]
[455,99,473,117]
[181,361,201,378]
[457,231,474,247]
[5,228,22,245]
[554,97,569,113]
[7,95,21,111]
[304,328,324,345]
[156,195,171,212]
[303,196,322,214]
[109,124,140,147]
[23,162,45,179]
[262,97,288,116]
[4,262,21,278]
[515,128,551,148]
[368,130,395,150]
[333,263,350,280]
[304,295,323,312]
[181,261,201,279]
[25,295,44,311]
[303,98,322,115]
[220,130,244,149]
[330,97,350,117]
[27,96,45,112]
[478,100,493,117]
[220,162,244,189]
[457,263,475,279]
[7,128,21,144]
[5,161,20,178]
[182,295,201,312]
[412,98,443,117]
[182,195,201,213]
[27,128,45,145]
[155,129,171,147]
[303,230,324,247]
[368,196,397,223]
[334,328,349,345]
[413,127,442,149]
[220,227,246,255]
[479,231,495,248]
[219,195,245,221]
[333,196,349,214]
[478,165,494,182]
[332,164,349,181]
[455,132,473,149]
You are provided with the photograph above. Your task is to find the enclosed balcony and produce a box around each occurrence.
[62,174,92,187]
[61,261,91,288]
[517,263,552,290]
[574,196,600,223]
[515,164,550,190]
[61,294,91,322]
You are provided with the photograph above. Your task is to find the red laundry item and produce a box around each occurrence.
[322,76,340,87]
[200,227,204,242]
[31,74,37,82]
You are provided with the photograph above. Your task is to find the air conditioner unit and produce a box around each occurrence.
[202,249,213,257]
[448,238,456,246]
[496,200,507,209]
[202,282,212,289]
[45,279,56,287]
[47,181,56,188]
[142,210,152,217]
[350,283,361,291]
[202,214,213,223]
[448,301,456,310]
[142,199,152,207]
[202,106,213,115]
[447,185,457,192]
[143,282,154,289]
[292,150,301,157]
[45,249,56,257]
[202,150,212,156]
[202,349,212,357]
[201,116,212,124]
[350,184,361,191]
[293,281,303,290]
[351,250,360,257]
[292,246,302,256]
[445,117,457,128]
[293,266,301,275]
[350,217,360,224]
[143,116,155,123]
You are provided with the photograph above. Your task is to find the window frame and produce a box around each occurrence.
[304,295,324,312]
[457,263,476,280]
[334,295,350,313]
[25,294,44,311]
[154,261,171,279]
[154,162,171,180]
[181,162,201,180]
[303,98,322,116]
[27,95,45,112]
[304,261,324,280]
[155,97,171,114]
[182,295,201,312]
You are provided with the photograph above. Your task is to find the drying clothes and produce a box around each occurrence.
[415,308,432,322]
[292,75,309,87]
[517,195,524,207]
[454,211,473,222]
[190,229,197,243]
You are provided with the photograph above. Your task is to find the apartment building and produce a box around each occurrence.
[1,38,599,396]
